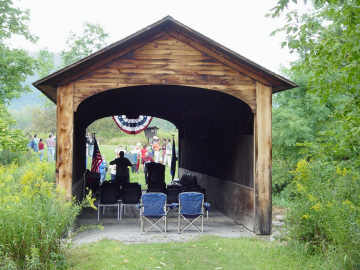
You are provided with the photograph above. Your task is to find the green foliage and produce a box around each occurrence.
[0,161,81,269]
[0,0,35,41]
[271,1,360,267]
[61,22,109,67]
[30,103,56,134]
[286,160,360,268]
[36,49,56,78]
[0,104,27,153]
[0,0,37,104]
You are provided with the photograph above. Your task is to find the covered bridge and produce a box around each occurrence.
[33,16,296,235]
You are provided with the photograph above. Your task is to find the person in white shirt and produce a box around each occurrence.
[46,134,56,162]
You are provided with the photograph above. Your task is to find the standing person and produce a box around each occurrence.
[99,158,107,184]
[32,134,39,152]
[152,136,161,163]
[110,151,133,185]
[38,139,44,161]
[46,134,56,162]
[140,144,147,171]
[165,139,172,166]
[87,133,94,158]
[27,134,33,150]
[161,139,167,164]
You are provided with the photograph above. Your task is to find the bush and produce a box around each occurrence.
[0,149,37,166]
[0,161,81,269]
[286,159,360,269]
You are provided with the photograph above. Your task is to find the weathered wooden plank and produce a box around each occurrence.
[167,30,272,86]
[254,82,272,235]
[56,83,74,199]
[59,32,167,86]
[73,34,257,111]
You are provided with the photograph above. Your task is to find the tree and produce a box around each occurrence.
[61,22,109,66]
[0,0,37,153]
[270,1,360,266]
[0,0,37,104]
[0,104,27,152]
[271,0,360,163]
[36,49,56,78]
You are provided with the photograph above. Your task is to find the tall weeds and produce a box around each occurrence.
[0,161,81,269]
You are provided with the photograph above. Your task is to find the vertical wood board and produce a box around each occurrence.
[254,82,272,234]
[56,84,74,199]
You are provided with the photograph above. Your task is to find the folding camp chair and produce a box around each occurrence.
[97,182,121,221]
[139,193,167,233]
[178,192,204,233]
[121,183,142,218]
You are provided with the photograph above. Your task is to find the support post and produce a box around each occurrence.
[56,83,74,199]
[254,82,272,234]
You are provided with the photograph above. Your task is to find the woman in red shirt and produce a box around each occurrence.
[38,138,45,161]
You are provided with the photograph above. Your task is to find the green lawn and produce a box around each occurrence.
[67,236,331,270]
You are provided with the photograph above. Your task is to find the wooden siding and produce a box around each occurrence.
[254,82,272,234]
[73,33,256,111]
[56,83,74,199]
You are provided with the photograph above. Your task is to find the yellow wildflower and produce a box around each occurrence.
[297,183,305,192]
[302,214,310,219]
[311,203,321,211]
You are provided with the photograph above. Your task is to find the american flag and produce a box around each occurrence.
[91,137,103,173]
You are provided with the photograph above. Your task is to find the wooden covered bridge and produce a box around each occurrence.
[33,16,296,235]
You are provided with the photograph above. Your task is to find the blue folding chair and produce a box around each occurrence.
[178,192,204,233]
[139,193,167,233]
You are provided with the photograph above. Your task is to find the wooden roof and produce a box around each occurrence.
[33,16,296,103]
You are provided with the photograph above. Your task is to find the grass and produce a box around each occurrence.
[67,236,332,270]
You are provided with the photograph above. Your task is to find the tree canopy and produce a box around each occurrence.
[61,22,109,67]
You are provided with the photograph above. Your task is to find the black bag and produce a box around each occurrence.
[179,174,197,186]
[181,184,207,202]
[122,183,142,204]
[166,184,182,204]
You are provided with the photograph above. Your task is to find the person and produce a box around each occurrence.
[142,151,154,174]
[99,158,108,184]
[38,138,44,161]
[46,134,56,162]
[27,135,33,150]
[109,164,117,181]
[165,139,172,166]
[152,136,161,163]
[161,139,167,164]
[87,133,94,157]
[109,151,133,184]
[140,144,147,166]
[31,134,39,152]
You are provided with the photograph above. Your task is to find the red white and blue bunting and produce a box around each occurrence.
[112,115,153,134]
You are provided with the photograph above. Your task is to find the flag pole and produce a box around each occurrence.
[170,134,177,180]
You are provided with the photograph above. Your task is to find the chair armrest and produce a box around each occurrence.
[204,202,211,211]
[167,203,179,209]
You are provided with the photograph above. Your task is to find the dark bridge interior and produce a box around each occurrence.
[73,85,254,221]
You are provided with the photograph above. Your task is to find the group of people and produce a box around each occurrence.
[28,133,56,162]
[89,136,174,184]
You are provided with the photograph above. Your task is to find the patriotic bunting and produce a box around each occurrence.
[112,115,152,134]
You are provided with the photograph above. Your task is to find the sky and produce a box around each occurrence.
[13,0,300,74]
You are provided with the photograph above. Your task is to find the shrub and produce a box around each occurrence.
[286,159,360,269]
[0,161,81,269]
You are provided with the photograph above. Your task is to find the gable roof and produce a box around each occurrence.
[33,16,296,103]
